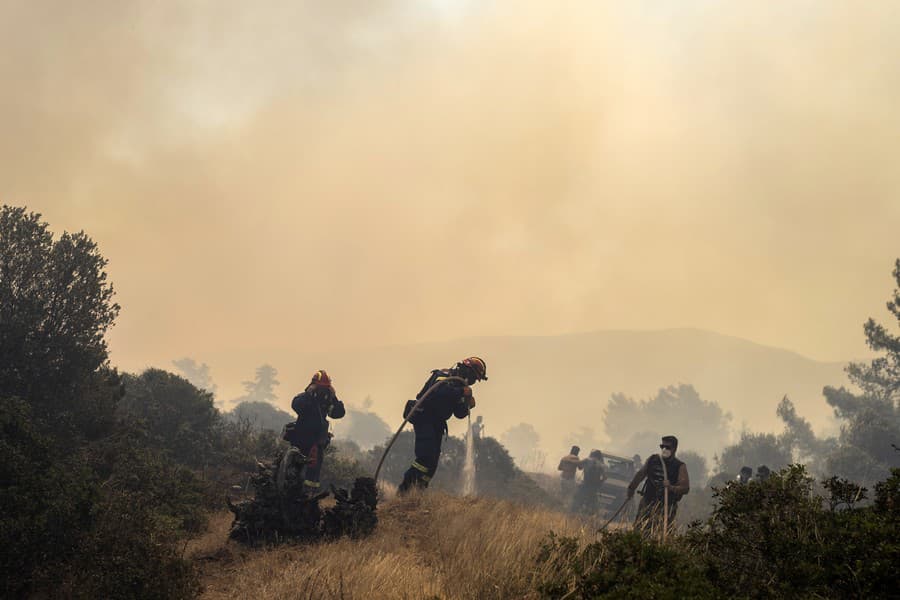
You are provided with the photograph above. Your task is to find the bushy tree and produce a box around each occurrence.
[605,384,731,462]
[216,415,282,473]
[678,450,708,486]
[538,467,900,598]
[537,531,718,599]
[820,259,900,484]
[0,207,199,596]
[234,363,280,405]
[119,369,220,467]
[689,466,900,598]
[562,425,605,456]
[776,395,836,473]
[716,431,791,476]
[0,206,120,440]
[331,401,391,450]
[228,399,293,432]
[172,357,217,395]
[501,422,540,465]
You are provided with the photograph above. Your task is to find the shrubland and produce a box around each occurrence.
[4,205,900,599]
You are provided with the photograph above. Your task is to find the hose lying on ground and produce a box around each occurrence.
[373,375,467,483]
[598,496,632,533]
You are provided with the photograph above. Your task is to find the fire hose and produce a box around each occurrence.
[597,496,632,532]
[373,376,467,483]
[661,453,670,543]
[600,454,669,538]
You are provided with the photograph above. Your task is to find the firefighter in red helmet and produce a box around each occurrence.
[288,370,346,493]
[399,357,487,492]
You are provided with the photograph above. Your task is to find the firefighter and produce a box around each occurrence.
[571,449,607,515]
[737,466,753,484]
[558,445,582,498]
[627,435,690,530]
[756,465,771,482]
[289,370,346,493]
[398,357,487,493]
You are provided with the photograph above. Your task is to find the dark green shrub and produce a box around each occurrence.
[63,489,200,599]
[1,397,98,596]
[537,530,718,599]
[689,465,900,599]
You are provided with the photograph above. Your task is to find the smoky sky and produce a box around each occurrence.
[2,1,899,407]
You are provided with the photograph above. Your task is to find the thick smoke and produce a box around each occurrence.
[2,1,898,417]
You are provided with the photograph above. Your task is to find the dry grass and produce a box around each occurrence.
[196,491,607,599]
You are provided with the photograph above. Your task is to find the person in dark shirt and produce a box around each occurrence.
[571,449,607,515]
[289,370,346,493]
[627,435,690,531]
[398,357,487,493]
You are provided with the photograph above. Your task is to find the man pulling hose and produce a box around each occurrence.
[627,435,689,532]
[398,357,487,493]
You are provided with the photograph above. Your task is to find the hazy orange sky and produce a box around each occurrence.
[2,1,898,403]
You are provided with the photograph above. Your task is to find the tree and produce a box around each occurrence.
[228,400,293,432]
[604,385,731,462]
[820,259,900,483]
[846,259,900,401]
[233,364,280,405]
[678,450,709,486]
[716,432,791,476]
[119,369,220,467]
[0,206,120,439]
[331,401,392,450]
[0,207,199,596]
[777,395,837,474]
[563,426,606,457]
[501,423,541,465]
[172,357,217,396]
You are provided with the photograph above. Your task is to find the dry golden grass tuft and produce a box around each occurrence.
[197,491,606,599]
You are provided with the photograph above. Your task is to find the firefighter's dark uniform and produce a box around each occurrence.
[290,387,345,490]
[399,370,471,492]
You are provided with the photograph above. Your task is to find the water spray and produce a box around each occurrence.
[462,412,476,496]
[373,376,467,483]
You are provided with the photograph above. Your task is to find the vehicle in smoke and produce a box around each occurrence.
[596,452,640,517]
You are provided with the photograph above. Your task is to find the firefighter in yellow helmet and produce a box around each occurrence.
[399,357,487,492]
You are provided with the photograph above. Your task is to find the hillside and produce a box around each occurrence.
[192,491,598,599]
[212,328,849,462]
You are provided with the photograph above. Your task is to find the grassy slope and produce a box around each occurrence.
[191,492,603,599]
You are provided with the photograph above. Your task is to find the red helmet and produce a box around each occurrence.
[310,370,332,388]
[459,356,488,381]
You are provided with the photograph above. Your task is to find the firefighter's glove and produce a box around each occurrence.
[462,386,476,408]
